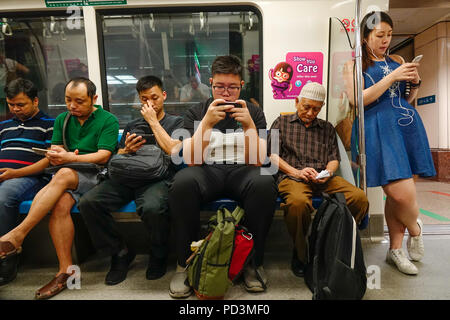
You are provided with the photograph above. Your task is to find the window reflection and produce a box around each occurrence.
[0,14,87,120]
[101,10,261,128]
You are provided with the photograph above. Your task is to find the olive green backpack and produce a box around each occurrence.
[187,206,245,300]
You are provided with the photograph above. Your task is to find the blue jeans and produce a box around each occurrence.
[0,176,48,236]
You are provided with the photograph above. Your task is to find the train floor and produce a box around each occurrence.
[1,236,450,301]
[1,179,449,301]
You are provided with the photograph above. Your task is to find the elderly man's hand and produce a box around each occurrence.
[291,167,318,182]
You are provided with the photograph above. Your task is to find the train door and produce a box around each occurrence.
[326,11,385,242]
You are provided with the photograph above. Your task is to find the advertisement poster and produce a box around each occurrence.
[269,52,323,100]
[330,51,354,99]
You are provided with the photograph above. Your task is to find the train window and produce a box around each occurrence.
[0,13,88,120]
[99,8,261,128]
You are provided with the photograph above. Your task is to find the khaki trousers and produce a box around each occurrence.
[278,176,369,263]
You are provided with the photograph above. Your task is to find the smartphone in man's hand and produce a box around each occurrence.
[139,133,156,144]
[217,101,241,108]
[32,147,50,156]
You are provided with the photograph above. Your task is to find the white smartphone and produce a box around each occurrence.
[412,55,423,63]
[32,147,50,156]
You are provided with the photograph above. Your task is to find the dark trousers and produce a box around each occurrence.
[169,164,278,267]
[78,178,171,260]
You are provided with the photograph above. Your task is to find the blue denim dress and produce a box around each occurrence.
[354,56,436,187]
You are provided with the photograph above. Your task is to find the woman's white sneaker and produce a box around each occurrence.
[386,248,418,275]
[407,218,424,261]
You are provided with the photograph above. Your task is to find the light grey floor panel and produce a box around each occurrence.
[1,235,449,300]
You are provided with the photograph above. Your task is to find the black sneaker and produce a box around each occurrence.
[291,250,305,278]
[105,248,136,286]
[0,254,19,286]
[146,256,167,280]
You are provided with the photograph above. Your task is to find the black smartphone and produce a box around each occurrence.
[139,133,156,144]
[217,102,241,108]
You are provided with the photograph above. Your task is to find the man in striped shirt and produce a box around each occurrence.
[268,82,368,278]
[0,78,53,285]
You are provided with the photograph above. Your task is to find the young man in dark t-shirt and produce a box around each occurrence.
[79,76,183,286]
[168,56,277,298]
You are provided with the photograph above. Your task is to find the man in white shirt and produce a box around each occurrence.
[179,75,210,102]
[0,55,30,118]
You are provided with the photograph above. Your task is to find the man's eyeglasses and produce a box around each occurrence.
[212,85,241,94]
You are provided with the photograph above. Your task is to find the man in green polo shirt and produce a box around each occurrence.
[0,77,118,300]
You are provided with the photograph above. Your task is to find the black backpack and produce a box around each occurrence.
[108,144,172,188]
[304,192,367,300]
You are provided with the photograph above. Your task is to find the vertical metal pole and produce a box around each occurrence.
[354,0,367,194]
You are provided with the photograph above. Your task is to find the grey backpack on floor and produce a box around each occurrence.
[304,192,367,300]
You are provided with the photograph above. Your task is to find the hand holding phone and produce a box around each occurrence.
[139,133,156,144]
[32,147,50,156]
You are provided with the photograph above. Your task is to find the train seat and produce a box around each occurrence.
[18,130,368,230]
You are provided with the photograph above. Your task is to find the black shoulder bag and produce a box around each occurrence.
[107,140,171,188]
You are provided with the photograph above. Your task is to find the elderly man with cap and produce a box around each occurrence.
[267,82,369,277]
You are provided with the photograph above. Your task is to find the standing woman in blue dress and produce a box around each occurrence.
[346,11,436,275]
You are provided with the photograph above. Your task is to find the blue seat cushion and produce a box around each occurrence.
[19,195,368,230]
[203,196,323,211]
[18,200,136,214]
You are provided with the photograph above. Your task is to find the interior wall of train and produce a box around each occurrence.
[1,0,449,239]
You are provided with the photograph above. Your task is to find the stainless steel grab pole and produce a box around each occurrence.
[354,0,367,194]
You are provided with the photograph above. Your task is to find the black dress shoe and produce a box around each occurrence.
[146,256,167,280]
[291,251,305,278]
[0,254,19,286]
[105,248,136,286]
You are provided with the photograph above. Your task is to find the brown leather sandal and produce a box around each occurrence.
[0,241,22,260]
[35,273,71,300]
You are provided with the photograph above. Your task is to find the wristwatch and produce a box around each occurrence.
[411,79,421,88]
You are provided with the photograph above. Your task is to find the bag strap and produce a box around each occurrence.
[231,206,245,225]
[333,192,347,206]
[62,112,71,152]
[311,199,336,299]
